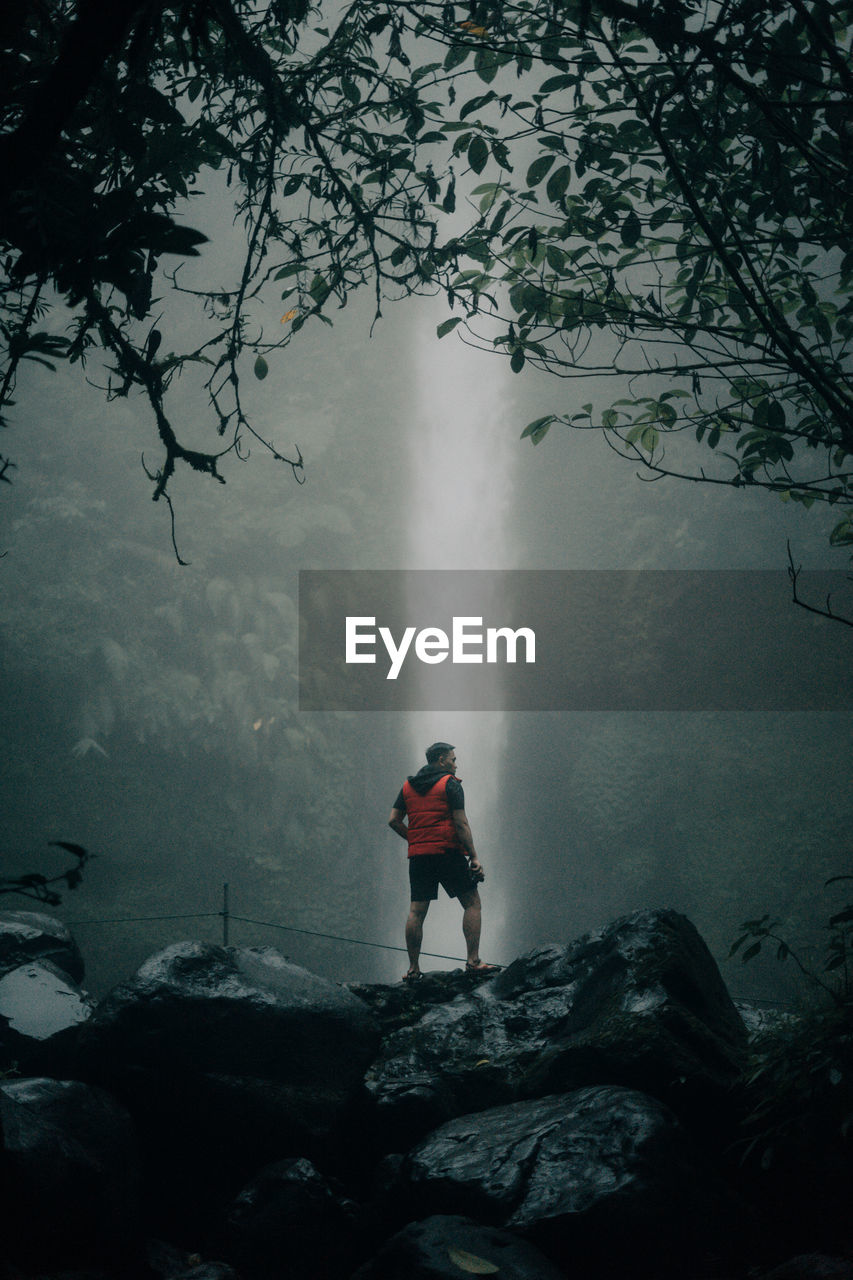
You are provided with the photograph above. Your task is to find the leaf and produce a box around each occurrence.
[447,1247,499,1275]
[49,841,89,858]
[526,154,556,187]
[767,400,786,429]
[364,13,391,35]
[437,316,463,339]
[621,209,642,247]
[545,244,566,273]
[461,91,498,120]
[540,74,577,93]
[510,347,525,373]
[468,136,489,174]
[445,42,472,72]
[521,414,555,444]
[254,355,269,380]
[545,165,571,203]
[129,82,185,126]
[341,76,361,105]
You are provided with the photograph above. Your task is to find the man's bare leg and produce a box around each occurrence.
[405,900,430,977]
[459,888,482,965]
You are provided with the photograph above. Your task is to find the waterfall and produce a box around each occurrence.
[397,309,516,968]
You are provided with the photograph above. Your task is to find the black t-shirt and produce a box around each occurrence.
[393,773,464,814]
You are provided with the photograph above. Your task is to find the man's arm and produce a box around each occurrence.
[451,808,484,878]
[388,807,408,840]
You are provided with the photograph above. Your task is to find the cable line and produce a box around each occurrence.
[59,891,789,1003]
[229,913,467,964]
[64,912,220,926]
[62,906,473,963]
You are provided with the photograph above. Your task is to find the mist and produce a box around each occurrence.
[1,254,849,1005]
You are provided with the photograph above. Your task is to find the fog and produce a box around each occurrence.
[1,238,850,1005]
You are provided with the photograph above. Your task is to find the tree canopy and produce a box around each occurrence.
[2,0,851,549]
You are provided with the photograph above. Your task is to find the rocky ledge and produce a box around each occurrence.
[1,906,851,1280]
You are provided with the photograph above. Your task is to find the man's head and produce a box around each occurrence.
[426,741,457,773]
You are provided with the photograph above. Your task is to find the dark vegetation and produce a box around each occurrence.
[731,876,853,1199]
[0,841,92,906]
[1,0,851,570]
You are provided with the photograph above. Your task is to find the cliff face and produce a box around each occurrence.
[0,907,849,1280]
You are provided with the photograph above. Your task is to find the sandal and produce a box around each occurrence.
[403,969,423,982]
[465,961,501,975]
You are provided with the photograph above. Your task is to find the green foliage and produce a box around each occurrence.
[409,0,853,538]
[2,0,851,549]
[731,874,853,1006]
[731,877,853,1169]
[0,842,93,905]
[737,1000,853,1172]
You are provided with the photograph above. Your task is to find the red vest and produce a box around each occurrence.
[402,774,460,858]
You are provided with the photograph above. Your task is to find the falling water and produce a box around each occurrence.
[398,308,517,969]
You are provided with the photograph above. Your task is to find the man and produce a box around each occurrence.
[388,741,498,981]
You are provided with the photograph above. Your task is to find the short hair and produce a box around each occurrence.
[426,741,454,764]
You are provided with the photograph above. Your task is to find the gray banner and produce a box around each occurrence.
[298,569,852,710]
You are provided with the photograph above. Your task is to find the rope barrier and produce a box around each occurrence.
[64,907,469,964]
[60,893,796,1004]
[64,912,220,925]
[229,913,467,964]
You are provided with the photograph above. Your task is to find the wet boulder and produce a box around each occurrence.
[0,910,85,982]
[402,1086,714,1277]
[226,1156,363,1279]
[0,1076,141,1271]
[365,908,747,1142]
[757,1257,853,1280]
[72,941,379,1224]
[351,1215,566,1280]
[0,957,94,1071]
[349,969,485,1037]
[147,1239,241,1280]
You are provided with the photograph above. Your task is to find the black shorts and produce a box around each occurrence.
[409,851,475,902]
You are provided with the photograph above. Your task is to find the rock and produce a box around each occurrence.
[147,1245,242,1280]
[402,1086,716,1277]
[0,910,85,982]
[349,969,492,1038]
[70,942,379,1228]
[365,908,747,1142]
[146,1239,240,1280]
[227,1156,363,1279]
[734,999,797,1038]
[0,1076,141,1271]
[758,1257,853,1280]
[0,958,95,1070]
[168,1264,240,1280]
[350,1214,566,1280]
